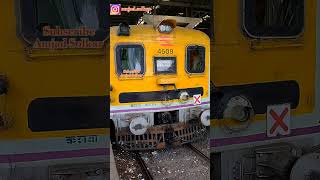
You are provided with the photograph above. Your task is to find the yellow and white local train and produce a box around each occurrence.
[110,18,210,150]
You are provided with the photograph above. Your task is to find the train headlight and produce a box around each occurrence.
[158,25,173,33]
[157,19,176,34]
[179,91,189,101]
[117,22,130,36]
[129,117,148,135]
[200,109,210,126]
[223,95,254,122]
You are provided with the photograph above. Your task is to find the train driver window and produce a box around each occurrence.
[244,0,304,38]
[186,46,205,74]
[116,45,145,76]
[19,0,108,43]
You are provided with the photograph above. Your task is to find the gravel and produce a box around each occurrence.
[191,132,210,157]
[113,146,146,180]
[140,146,210,180]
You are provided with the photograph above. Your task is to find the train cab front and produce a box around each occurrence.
[110,18,210,151]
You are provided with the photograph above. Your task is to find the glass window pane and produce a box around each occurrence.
[154,57,177,74]
[19,0,108,43]
[116,45,145,76]
[37,0,100,30]
[186,46,205,74]
[244,0,304,37]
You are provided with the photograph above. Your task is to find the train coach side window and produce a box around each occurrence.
[186,46,205,74]
[19,0,108,44]
[116,45,145,76]
[244,0,304,38]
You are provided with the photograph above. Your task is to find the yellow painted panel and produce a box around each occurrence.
[0,0,108,140]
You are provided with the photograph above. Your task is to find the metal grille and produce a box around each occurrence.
[115,122,207,151]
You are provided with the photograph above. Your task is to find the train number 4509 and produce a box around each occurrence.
[158,49,174,55]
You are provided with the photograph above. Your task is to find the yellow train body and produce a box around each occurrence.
[0,0,108,179]
[110,24,210,150]
[211,0,320,151]
[110,25,210,105]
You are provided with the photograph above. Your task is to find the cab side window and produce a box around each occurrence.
[244,0,304,38]
[19,0,108,44]
[116,45,145,76]
[186,46,205,74]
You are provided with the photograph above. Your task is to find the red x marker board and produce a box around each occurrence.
[267,104,291,137]
[193,94,202,105]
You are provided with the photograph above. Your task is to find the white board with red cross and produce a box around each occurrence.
[267,104,291,137]
[193,94,202,105]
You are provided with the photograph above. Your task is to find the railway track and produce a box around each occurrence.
[135,151,154,180]
[185,143,210,164]
[114,142,210,180]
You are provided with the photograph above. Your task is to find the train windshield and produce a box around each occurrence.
[186,46,205,74]
[116,45,145,76]
[19,0,108,42]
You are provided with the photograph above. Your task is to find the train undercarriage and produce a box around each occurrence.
[111,108,210,151]
[213,139,320,180]
[115,121,208,151]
